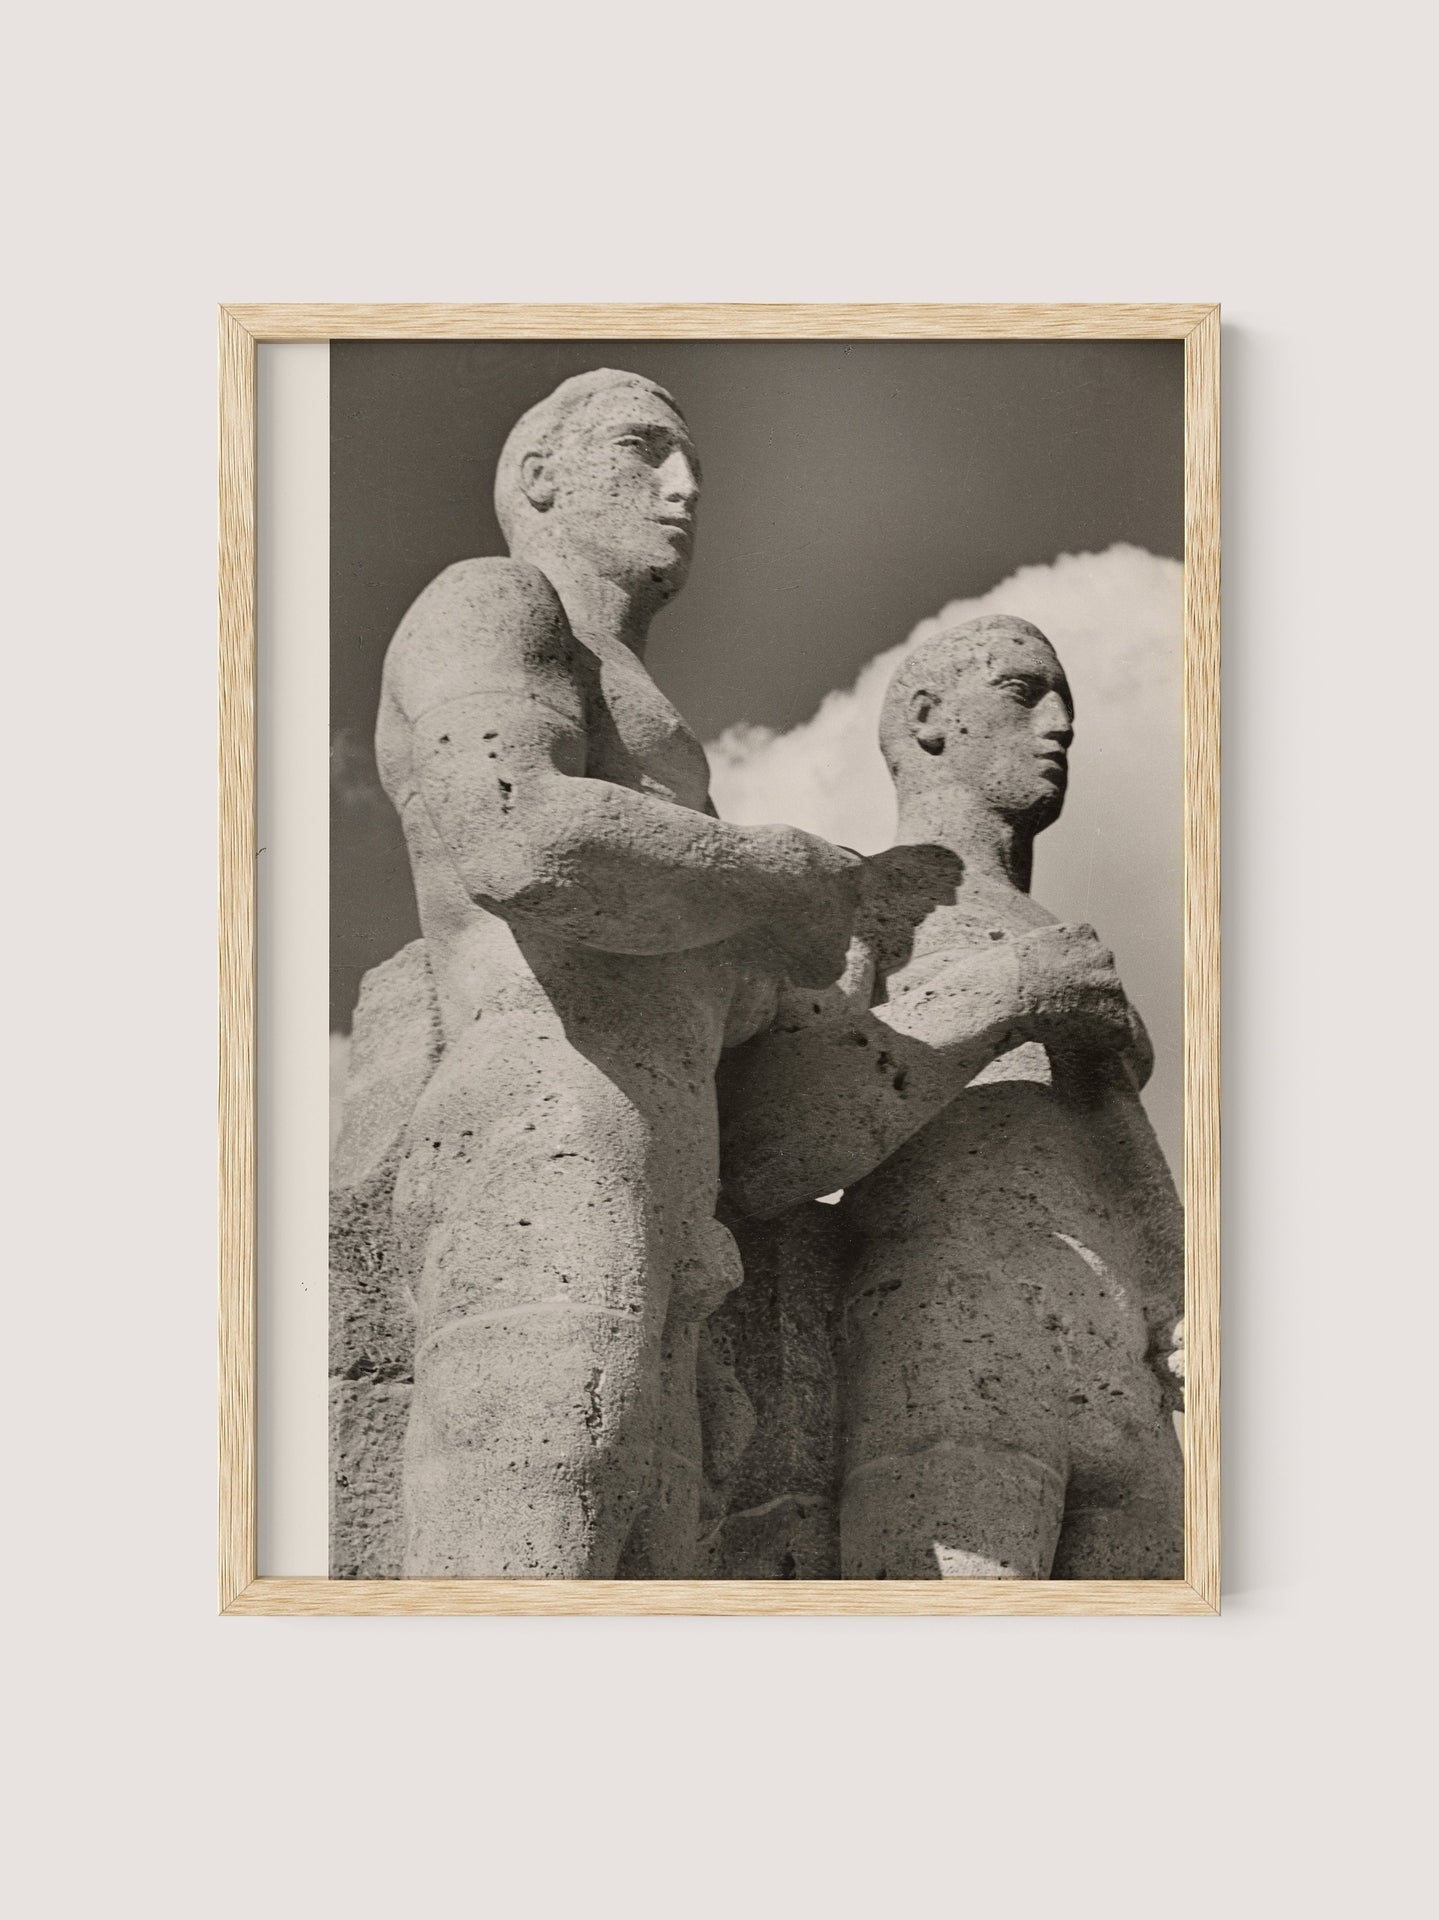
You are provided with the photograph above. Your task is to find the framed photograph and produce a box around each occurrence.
[221,303,1219,1616]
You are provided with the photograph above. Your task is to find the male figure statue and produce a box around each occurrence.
[377,370,859,1578]
[720,616,1183,1578]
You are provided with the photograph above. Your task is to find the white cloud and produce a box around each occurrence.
[706,543,1179,853]
[705,545,1184,1175]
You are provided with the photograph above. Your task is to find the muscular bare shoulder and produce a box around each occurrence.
[383,558,584,723]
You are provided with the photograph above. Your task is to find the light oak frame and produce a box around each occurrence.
[220,303,1220,1616]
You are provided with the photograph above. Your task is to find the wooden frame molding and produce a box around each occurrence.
[219,303,1220,1617]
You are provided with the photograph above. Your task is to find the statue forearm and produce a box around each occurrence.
[721,949,1025,1218]
[447,781,818,954]
[426,767,855,975]
[472,783,785,951]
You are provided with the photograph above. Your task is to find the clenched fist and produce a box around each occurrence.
[1014,921,1138,1057]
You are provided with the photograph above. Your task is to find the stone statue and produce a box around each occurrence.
[697,1199,845,1577]
[330,940,445,1579]
[371,369,860,1578]
[720,615,1184,1579]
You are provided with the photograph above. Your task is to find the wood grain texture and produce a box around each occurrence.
[218,309,257,1610]
[223,302,1214,343]
[218,302,1222,1615]
[224,1577,1217,1617]
[1182,307,1221,1612]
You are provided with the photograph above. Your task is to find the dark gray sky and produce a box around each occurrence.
[332,338,1182,1029]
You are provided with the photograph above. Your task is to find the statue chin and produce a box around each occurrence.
[1016,788,1065,833]
[636,553,693,601]
[581,541,690,599]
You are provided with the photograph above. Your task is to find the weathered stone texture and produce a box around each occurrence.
[333,369,859,1580]
[721,616,1185,1580]
[329,941,443,1579]
[699,1203,842,1578]
[330,417,1183,1586]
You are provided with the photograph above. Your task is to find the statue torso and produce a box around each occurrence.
[848,860,1161,1277]
[378,580,774,1064]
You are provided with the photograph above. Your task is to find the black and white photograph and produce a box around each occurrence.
[328,337,1189,1583]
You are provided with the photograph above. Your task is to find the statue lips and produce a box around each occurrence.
[655,514,695,546]
[1036,749,1069,786]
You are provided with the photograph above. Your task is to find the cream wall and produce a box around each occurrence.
[8,2,1432,1915]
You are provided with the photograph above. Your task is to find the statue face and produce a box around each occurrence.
[925,632,1075,829]
[540,386,701,596]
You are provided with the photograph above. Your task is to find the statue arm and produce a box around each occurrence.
[387,559,856,968]
[721,896,1159,1217]
[719,939,1029,1219]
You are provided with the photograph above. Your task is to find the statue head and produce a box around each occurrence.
[494,369,700,603]
[879,615,1075,835]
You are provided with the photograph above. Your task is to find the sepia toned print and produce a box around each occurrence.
[326,334,1199,1587]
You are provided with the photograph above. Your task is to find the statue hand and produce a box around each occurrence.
[1015,922,1136,1055]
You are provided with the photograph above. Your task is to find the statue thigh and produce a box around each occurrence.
[1048,1255,1185,1580]
[393,1017,685,1577]
[620,1217,746,1579]
[839,1242,1070,1580]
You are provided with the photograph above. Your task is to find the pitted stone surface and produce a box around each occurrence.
[329,941,444,1579]
[333,370,860,1579]
[331,436,1182,1585]
[699,1203,842,1578]
[722,616,1183,1580]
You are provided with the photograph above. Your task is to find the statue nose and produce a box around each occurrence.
[662,452,699,501]
[1036,692,1073,746]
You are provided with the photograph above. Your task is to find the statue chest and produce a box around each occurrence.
[585,659,712,809]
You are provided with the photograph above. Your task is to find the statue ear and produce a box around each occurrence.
[519,450,556,512]
[909,688,946,756]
